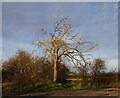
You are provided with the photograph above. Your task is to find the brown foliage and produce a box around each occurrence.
[2,50,69,86]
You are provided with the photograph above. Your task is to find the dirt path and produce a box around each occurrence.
[15,88,119,97]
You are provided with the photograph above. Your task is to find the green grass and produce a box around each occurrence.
[3,81,120,95]
[2,82,65,94]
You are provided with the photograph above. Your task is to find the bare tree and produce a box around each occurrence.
[34,16,97,82]
[91,58,106,87]
[92,58,106,75]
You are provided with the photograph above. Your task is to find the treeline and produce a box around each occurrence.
[2,50,69,86]
[2,50,119,89]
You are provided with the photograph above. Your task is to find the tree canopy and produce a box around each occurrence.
[34,16,97,82]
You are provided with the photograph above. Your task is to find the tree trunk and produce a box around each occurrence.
[53,59,57,82]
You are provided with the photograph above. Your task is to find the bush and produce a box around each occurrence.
[2,50,69,86]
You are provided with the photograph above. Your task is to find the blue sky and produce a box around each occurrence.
[1,0,119,2]
[2,2,118,71]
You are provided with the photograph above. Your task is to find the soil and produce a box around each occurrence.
[3,88,119,97]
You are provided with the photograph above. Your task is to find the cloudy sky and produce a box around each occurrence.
[1,0,119,2]
[2,2,118,71]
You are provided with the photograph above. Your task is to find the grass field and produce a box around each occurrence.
[3,88,119,97]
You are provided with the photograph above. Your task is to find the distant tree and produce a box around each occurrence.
[91,58,106,87]
[34,16,96,82]
[92,58,106,75]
